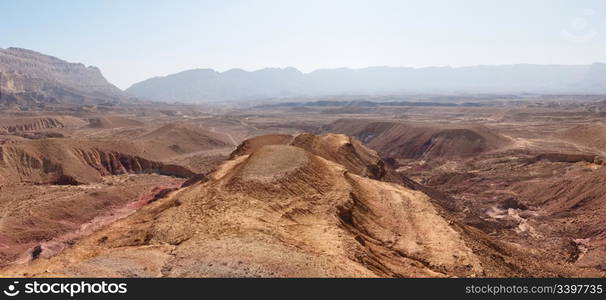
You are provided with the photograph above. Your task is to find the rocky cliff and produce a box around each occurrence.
[0,139,195,185]
[0,47,126,107]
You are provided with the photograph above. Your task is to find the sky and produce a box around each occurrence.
[1,0,605,89]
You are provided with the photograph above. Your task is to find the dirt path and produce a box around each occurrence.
[170,146,233,160]
[208,126,238,147]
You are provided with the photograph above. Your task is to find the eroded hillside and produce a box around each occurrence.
[0,133,591,277]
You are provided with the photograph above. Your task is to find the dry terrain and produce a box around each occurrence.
[1,98,606,277]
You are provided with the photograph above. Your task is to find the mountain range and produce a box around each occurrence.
[127,64,606,103]
[2,47,606,106]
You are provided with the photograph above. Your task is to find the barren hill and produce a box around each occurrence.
[230,133,395,181]
[86,116,144,129]
[554,124,606,152]
[0,47,126,107]
[231,133,482,212]
[134,123,233,159]
[0,139,194,185]
[324,119,511,159]
[0,133,581,277]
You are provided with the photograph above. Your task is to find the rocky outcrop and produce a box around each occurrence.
[229,133,459,212]
[0,141,195,185]
[527,153,604,165]
[229,134,292,159]
[0,47,126,107]
[0,118,64,133]
[135,122,232,157]
[71,148,195,179]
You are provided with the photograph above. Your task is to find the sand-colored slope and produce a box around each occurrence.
[229,134,293,158]
[0,175,182,266]
[0,116,87,133]
[231,133,388,180]
[553,124,606,152]
[0,139,194,185]
[0,143,485,277]
[325,119,511,159]
[514,167,606,269]
[135,123,233,159]
[1,133,587,277]
[231,133,458,211]
[86,116,144,129]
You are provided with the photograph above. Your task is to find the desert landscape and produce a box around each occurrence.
[0,46,605,278]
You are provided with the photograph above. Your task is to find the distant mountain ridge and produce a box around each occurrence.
[0,47,126,107]
[127,64,606,103]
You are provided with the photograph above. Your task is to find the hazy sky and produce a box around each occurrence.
[1,0,605,89]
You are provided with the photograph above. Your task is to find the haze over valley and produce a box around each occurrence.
[126,63,606,103]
